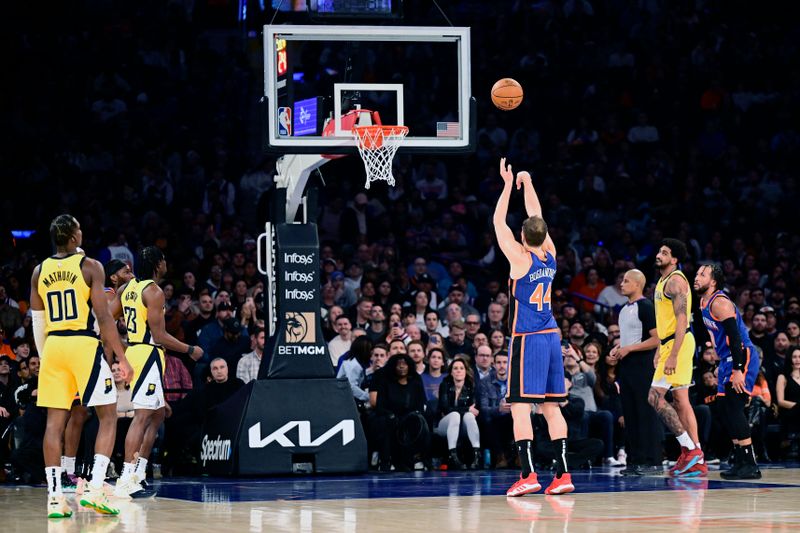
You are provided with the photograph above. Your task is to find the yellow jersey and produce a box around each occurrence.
[654,269,691,340]
[121,279,160,345]
[38,254,93,334]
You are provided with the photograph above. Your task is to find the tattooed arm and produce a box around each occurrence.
[664,274,689,374]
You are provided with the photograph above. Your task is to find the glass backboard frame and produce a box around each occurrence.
[264,25,474,154]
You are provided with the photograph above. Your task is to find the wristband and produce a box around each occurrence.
[187,345,195,356]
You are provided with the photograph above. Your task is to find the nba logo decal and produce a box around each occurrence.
[278,107,292,136]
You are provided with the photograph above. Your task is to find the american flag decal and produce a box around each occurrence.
[436,122,460,137]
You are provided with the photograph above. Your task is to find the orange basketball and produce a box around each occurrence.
[491,78,523,111]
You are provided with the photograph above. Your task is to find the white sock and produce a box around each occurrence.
[46,466,63,497]
[120,462,135,483]
[89,454,110,489]
[134,456,148,481]
[61,456,76,476]
[676,432,696,450]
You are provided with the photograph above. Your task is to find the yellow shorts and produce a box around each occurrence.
[652,332,696,389]
[37,333,116,410]
[127,344,166,410]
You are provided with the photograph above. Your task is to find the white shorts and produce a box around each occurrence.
[128,344,166,410]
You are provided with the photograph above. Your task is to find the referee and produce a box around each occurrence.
[610,269,663,475]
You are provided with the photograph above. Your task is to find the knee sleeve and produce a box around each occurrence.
[723,387,751,441]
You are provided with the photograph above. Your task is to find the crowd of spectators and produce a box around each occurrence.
[2,1,800,478]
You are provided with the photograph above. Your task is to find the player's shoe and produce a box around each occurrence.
[721,462,761,480]
[47,495,73,519]
[544,473,574,495]
[80,485,121,515]
[681,460,708,477]
[130,479,157,499]
[671,448,703,476]
[60,473,78,494]
[113,474,140,500]
[506,473,542,497]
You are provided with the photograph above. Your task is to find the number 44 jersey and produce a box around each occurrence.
[509,251,558,334]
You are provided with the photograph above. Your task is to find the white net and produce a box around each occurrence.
[352,125,409,189]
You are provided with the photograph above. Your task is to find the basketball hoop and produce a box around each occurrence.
[352,125,409,189]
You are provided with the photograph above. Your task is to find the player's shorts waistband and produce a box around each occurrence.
[128,342,163,349]
[512,328,560,337]
[48,330,98,339]
[659,328,692,345]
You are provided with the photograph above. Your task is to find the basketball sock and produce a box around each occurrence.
[134,456,148,481]
[120,462,135,483]
[61,456,76,476]
[89,454,110,489]
[742,444,757,465]
[676,432,696,450]
[553,438,569,476]
[46,467,63,497]
[516,440,534,477]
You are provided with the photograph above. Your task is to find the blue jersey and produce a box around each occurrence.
[700,291,755,362]
[509,251,558,334]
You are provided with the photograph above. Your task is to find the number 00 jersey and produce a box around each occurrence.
[509,251,558,334]
[121,279,159,345]
[38,254,93,334]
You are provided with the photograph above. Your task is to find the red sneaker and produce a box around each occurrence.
[681,459,708,477]
[669,447,688,475]
[506,473,542,497]
[545,473,574,495]
[672,448,704,476]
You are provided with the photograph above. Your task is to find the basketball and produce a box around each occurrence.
[491,78,523,110]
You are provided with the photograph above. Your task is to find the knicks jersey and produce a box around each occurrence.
[38,254,93,334]
[654,270,691,339]
[121,279,159,345]
[509,251,558,334]
[701,291,755,361]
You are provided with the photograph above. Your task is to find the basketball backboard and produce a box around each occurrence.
[264,25,474,154]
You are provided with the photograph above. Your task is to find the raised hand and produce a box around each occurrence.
[516,170,532,190]
[499,157,513,185]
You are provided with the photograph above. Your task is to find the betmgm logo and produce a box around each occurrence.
[200,434,232,466]
[279,312,324,355]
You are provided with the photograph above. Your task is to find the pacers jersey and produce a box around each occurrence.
[509,251,558,334]
[121,279,159,345]
[654,269,691,340]
[38,254,93,334]
[701,291,755,361]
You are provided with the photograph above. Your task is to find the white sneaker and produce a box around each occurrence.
[604,457,623,467]
[616,448,627,466]
[113,475,142,499]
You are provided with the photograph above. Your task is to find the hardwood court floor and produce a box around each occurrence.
[2,466,799,532]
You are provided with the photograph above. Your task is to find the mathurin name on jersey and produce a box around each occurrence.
[41,270,79,288]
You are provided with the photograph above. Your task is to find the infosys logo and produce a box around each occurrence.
[284,253,314,265]
[285,271,314,283]
[200,434,232,466]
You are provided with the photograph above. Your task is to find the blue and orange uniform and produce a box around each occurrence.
[700,291,760,396]
[506,251,566,403]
